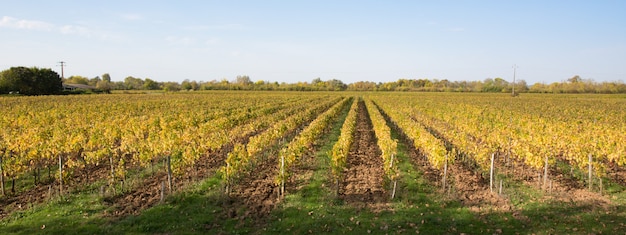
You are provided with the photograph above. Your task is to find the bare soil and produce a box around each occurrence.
[447,159,512,212]
[221,116,324,220]
[223,154,279,220]
[339,100,389,210]
[500,156,613,210]
[0,162,110,219]
[104,140,235,217]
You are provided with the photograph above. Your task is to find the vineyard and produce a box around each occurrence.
[0,91,625,234]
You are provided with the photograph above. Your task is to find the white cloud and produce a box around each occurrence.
[1,16,122,41]
[0,16,54,31]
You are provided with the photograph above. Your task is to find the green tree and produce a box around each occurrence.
[0,66,62,95]
[162,82,181,92]
[124,76,144,89]
[102,73,111,82]
[65,75,90,85]
[181,79,193,90]
[143,78,161,90]
[88,76,101,87]
[95,80,112,93]
[235,75,252,88]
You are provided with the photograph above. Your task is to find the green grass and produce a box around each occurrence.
[1,192,108,234]
[107,174,247,234]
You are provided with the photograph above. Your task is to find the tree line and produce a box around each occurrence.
[2,66,626,95]
[0,67,63,95]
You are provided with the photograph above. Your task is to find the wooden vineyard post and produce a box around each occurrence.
[490,153,495,193]
[0,155,4,196]
[390,154,397,199]
[280,154,285,198]
[150,159,154,175]
[589,154,593,191]
[167,155,173,193]
[543,156,548,189]
[600,178,603,195]
[225,162,231,195]
[109,155,115,194]
[442,154,448,191]
[58,155,63,196]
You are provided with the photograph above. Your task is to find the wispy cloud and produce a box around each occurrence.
[0,16,54,31]
[1,16,122,41]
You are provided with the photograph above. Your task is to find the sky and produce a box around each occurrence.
[1,1,625,84]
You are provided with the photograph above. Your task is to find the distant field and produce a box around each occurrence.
[1,91,625,234]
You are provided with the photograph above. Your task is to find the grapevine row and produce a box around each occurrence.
[364,98,398,180]
[222,96,344,190]
[330,97,359,182]
[371,99,450,170]
[0,93,333,195]
[276,96,352,195]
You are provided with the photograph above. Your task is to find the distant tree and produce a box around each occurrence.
[514,79,529,93]
[65,75,90,85]
[143,78,161,90]
[482,77,509,92]
[0,66,62,95]
[95,80,112,93]
[348,81,377,91]
[235,75,252,86]
[102,73,111,82]
[181,79,193,90]
[312,78,323,87]
[162,82,181,92]
[88,76,101,87]
[112,81,125,90]
[190,80,200,90]
[325,79,347,91]
[124,76,144,89]
[567,75,582,83]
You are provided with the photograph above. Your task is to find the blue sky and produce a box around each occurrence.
[1,1,625,84]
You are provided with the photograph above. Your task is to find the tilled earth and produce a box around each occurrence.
[339,100,388,209]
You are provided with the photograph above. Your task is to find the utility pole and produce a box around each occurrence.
[58,61,66,79]
[512,64,518,96]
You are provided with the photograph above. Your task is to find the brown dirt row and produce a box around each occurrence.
[0,162,111,219]
[371,102,514,213]
[223,154,279,220]
[607,164,626,187]
[104,134,252,217]
[338,100,389,210]
[498,156,612,209]
[407,109,613,211]
[220,102,341,220]
[0,131,248,219]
